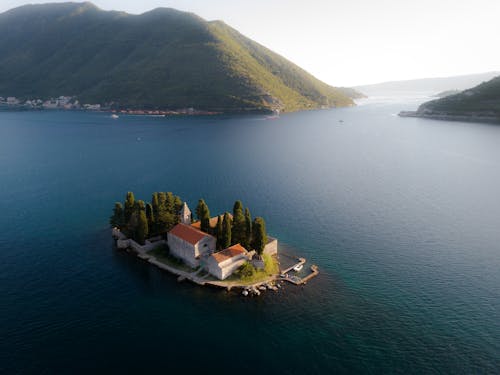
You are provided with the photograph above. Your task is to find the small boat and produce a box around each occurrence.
[111,114,119,119]
[293,264,303,272]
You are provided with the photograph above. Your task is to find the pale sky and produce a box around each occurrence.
[1,0,499,87]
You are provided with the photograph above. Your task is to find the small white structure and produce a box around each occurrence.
[180,202,191,225]
[167,223,216,268]
[7,97,19,105]
[263,236,278,256]
[205,243,249,280]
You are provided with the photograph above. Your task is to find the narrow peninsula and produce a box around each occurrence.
[399,75,500,124]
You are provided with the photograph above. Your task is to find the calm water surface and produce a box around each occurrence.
[1,99,499,374]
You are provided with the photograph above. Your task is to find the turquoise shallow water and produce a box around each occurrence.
[0,101,499,374]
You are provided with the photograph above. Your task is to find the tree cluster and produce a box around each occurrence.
[211,200,267,254]
[110,191,183,245]
[111,194,268,253]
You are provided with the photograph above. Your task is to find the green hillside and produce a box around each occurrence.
[419,76,500,116]
[0,2,354,113]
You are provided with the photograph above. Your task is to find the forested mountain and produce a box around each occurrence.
[0,2,355,112]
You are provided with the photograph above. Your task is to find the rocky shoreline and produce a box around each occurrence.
[398,110,500,124]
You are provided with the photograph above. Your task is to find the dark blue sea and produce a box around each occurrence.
[1,99,499,374]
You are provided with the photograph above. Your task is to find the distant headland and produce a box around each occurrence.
[110,192,318,296]
[398,75,500,124]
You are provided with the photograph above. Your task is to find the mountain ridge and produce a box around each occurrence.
[0,2,357,113]
[355,71,500,97]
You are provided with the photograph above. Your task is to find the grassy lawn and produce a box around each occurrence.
[147,246,196,273]
[225,254,279,285]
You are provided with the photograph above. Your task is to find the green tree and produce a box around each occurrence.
[243,207,252,249]
[127,202,139,238]
[146,203,154,233]
[196,199,206,221]
[215,215,223,250]
[110,202,125,228]
[151,192,159,217]
[220,212,232,249]
[124,191,135,223]
[156,208,175,233]
[165,192,175,214]
[135,200,148,245]
[201,208,211,233]
[251,217,267,255]
[158,192,167,212]
[231,200,245,245]
[173,195,183,214]
[196,199,211,233]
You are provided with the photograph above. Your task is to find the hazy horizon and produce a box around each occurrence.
[1,0,499,87]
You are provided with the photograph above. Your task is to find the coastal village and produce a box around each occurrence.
[110,192,318,296]
[0,95,220,115]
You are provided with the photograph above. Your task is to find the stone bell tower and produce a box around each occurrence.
[180,202,192,225]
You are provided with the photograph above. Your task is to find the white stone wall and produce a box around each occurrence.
[116,239,130,249]
[167,233,199,268]
[264,237,278,256]
[205,257,224,280]
[112,227,127,240]
[205,253,248,280]
[194,236,216,258]
[220,257,247,280]
[113,229,165,254]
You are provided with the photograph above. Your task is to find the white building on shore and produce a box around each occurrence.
[167,223,216,268]
[205,243,249,280]
[166,202,277,279]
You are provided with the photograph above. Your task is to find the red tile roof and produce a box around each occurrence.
[169,223,212,245]
[212,243,247,264]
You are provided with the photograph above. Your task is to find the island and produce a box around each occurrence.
[110,192,318,295]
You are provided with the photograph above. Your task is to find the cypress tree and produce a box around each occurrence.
[251,217,267,255]
[165,192,175,214]
[158,192,167,212]
[110,202,125,228]
[196,199,206,221]
[174,195,183,214]
[127,201,139,238]
[156,209,174,234]
[154,192,175,233]
[215,215,223,250]
[124,191,135,223]
[221,212,232,249]
[152,192,159,217]
[201,204,211,233]
[233,200,243,213]
[146,203,154,234]
[231,200,245,245]
[243,207,252,249]
[196,199,211,233]
[136,200,148,245]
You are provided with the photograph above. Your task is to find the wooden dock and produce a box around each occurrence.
[281,264,319,285]
[280,256,306,274]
